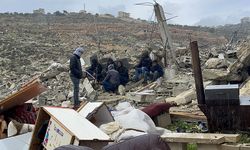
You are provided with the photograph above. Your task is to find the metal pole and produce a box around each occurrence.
[190,41,205,105]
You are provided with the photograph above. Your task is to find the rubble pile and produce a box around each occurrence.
[1,12,250,150]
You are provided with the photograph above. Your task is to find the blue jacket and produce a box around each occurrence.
[137,56,152,70]
[150,64,164,77]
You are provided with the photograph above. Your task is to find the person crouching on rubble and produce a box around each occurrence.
[102,64,120,92]
[69,47,85,108]
[86,58,103,82]
[133,51,152,83]
[117,61,129,86]
[150,60,164,81]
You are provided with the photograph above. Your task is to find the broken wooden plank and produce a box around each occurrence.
[161,133,240,145]
[161,133,225,144]
[135,81,157,92]
[125,79,144,92]
[170,111,207,122]
[219,134,240,143]
[0,79,46,113]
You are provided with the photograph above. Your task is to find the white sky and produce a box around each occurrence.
[1,0,250,26]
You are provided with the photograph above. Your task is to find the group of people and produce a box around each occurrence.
[86,57,129,93]
[69,47,164,108]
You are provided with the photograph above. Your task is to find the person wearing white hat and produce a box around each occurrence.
[69,47,85,108]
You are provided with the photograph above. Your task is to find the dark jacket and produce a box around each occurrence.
[70,54,83,79]
[88,61,102,75]
[150,64,164,77]
[137,56,152,70]
[117,66,129,85]
[106,59,117,71]
[103,69,120,86]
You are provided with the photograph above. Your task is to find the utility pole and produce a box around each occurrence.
[154,2,176,68]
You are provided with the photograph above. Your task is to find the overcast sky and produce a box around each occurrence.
[1,0,250,26]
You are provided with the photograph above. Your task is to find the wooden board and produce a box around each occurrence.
[78,102,103,118]
[43,107,111,141]
[170,111,207,122]
[0,79,46,113]
[43,118,73,150]
[219,134,240,143]
[29,107,50,150]
[78,102,114,127]
[161,133,225,144]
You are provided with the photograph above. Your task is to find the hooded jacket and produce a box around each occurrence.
[103,65,120,86]
[70,47,85,79]
[137,55,152,71]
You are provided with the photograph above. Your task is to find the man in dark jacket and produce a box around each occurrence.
[70,47,85,107]
[117,61,129,86]
[133,51,152,83]
[87,58,103,82]
[150,60,164,81]
[102,64,120,92]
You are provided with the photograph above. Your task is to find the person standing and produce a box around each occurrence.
[69,47,85,108]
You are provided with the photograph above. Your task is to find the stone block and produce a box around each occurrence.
[221,143,241,150]
[153,113,171,128]
[167,143,187,150]
[241,144,250,150]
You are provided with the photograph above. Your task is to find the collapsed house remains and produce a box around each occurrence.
[1,1,250,150]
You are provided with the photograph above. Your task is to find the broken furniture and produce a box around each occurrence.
[29,107,112,150]
[77,102,114,127]
[191,41,250,132]
[0,78,46,140]
[0,78,46,113]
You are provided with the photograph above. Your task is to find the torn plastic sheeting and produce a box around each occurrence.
[111,102,158,134]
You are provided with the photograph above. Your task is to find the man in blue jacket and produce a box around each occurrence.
[150,60,164,81]
[70,47,85,108]
[133,51,152,83]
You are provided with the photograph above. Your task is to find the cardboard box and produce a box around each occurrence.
[29,107,111,150]
[77,102,114,127]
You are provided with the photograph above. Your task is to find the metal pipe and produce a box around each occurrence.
[190,41,205,105]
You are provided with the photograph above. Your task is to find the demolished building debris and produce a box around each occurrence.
[1,1,250,150]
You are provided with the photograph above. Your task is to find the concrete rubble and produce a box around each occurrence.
[1,8,250,150]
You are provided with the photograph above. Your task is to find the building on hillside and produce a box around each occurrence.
[79,10,87,14]
[100,14,115,18]
[33,8,45,15]
[241,17,250,24]
[118,11,130,18]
